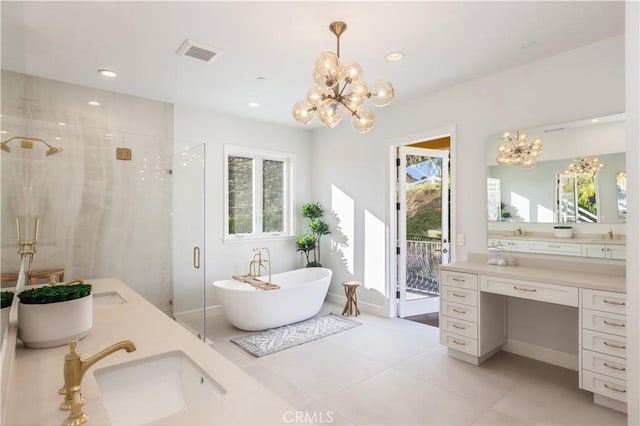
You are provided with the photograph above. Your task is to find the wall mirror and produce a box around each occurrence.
[487,113,626,227]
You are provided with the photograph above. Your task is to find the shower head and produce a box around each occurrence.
[0,136,63,156]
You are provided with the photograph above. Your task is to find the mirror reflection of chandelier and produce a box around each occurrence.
[563,156,606,176]
[496,130,544,169]
[292,21,395,133]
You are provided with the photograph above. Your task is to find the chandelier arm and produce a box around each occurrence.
[338,100,360,119]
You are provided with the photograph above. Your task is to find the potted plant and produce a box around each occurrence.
[17,281,93,348]
[1,291,14,339]
[296,201,330,267]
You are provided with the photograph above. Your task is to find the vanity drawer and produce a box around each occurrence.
[582,310,626,337]
[582,289,626,315]
[583,329,627,359]
[441,285,478,307]
[440,331,478,356]
[440,315,478,339]
[582,349,627,381]
[441,300,477,323]
[582,370,627,403]
[441,271,478,290]
[529,241,582,256]
[480,276,579,307]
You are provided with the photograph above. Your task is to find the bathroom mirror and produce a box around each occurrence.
[486,113,626,225]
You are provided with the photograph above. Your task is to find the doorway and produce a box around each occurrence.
[389,129,455,325]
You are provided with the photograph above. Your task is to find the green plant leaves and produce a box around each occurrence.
[17,284,92,305]
[1,291,14,309]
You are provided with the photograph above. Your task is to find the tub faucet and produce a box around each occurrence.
[248,247,271,283]
[59,339,136,411]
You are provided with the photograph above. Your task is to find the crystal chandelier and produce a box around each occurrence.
[562,156,606,176]
[496,130,543,169]
[292,21,395,133]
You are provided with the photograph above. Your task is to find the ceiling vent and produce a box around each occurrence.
[176,39,222,63]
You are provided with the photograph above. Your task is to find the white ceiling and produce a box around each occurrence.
[1,1,625,129]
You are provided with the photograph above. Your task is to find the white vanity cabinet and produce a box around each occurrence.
[581,243,627,260]
[439,270,506,364]
[528,240,582,256]
[580,289,627,408]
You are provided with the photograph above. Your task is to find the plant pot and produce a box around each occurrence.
[18,294,93,348]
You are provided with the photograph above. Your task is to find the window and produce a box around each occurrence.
[224,146,294,240]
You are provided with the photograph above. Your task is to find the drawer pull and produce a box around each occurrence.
[452,293,466,298]
[452,324,466,330]
[452,308,467,314]
[452,339,467,346]
[452,278,466,282]
[604,384,626,393]
[603,362,626,372]
[548,245,561,248]
[513,286,537,292]
[604,341,626,349]
[603,299,625,306]
[603,320,625,328]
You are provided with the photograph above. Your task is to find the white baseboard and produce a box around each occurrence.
[326,291,387,317]
[503,338,578,371]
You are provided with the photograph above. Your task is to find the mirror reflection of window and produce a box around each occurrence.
[616,171,627,222]
[556,173,600,223]
[487,178,501,221]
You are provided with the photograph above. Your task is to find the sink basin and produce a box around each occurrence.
[94,350,225,426]
[93,291,127,306]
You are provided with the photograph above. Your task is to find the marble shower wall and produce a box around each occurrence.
[1,71,173,314]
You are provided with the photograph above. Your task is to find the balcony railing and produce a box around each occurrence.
[406,238,441,296]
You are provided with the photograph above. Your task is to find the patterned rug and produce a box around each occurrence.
[231,313,361,357]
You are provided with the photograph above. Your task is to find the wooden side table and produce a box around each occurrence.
[341,280,361,316]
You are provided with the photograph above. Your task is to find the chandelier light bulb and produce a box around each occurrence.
[318,99,344,128]
[351,108,375,133]
[368,80,395,107]
[293,21,394,133]
[292,100,315,124]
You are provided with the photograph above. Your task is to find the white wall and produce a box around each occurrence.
[624,1,639,423]
[172,106,312,309]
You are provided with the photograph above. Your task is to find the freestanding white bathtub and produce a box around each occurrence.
[212,267,332,331]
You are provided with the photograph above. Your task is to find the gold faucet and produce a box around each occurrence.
[59,340,136,410]
[514,227,523,236]
[608,229,614,240]
[248,247,272,283]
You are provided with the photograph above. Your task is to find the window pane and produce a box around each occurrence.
[228,156,253,234]
[263,159,284,232]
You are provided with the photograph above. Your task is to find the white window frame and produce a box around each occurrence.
[223,145,295,241]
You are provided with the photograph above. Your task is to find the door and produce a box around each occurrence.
[171,144,207,341]
[397,146,450,317]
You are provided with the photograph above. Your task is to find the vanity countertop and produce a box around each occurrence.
[439,261,626,293]
[5,278,301,426]
[488,233,626,245]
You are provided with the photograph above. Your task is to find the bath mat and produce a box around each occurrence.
[231,313,361,357]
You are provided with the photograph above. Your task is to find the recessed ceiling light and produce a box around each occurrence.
[386,51,405,62]
[58,122,66,126]
[591,118,599,123]
[88,101,101,106]
[55,137,61,140]
[248,102,259,108]
[0,130,8,134]
[98,69,118,78]
[257,76,267,81]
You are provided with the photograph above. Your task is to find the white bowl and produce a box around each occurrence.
[553,227,573,238]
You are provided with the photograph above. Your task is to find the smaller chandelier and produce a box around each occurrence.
[292,21,394,133]
[562,156,606,176]
[496,130,543,169]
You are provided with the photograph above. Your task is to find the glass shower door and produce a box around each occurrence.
[171,144,207,341]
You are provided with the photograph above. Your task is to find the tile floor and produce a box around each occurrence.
[205,302,627,426]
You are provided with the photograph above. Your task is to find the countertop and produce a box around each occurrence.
[488,233,626,246]
[439,261,626,293]
[5,278,301,426]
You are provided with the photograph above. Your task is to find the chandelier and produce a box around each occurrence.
[496,130,543,169]
[292,21,395,133]
[562,156,606,176]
